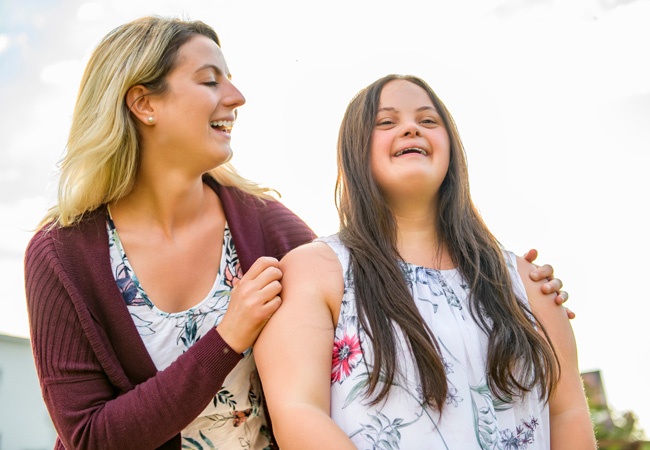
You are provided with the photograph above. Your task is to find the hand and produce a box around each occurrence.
[217,256,283,353]
[523,249,575,320]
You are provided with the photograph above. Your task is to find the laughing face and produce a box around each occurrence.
[370,79,451,208]
[147,34,246,174]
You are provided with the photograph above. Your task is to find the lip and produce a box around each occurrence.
[393,146,429,157]
[213,128,232,138]
[210,118,235,136]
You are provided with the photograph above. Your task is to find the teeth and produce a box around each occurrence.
[210,120,234,128]
[395,147,427,156]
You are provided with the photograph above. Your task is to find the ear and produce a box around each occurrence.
[126,85,155,126]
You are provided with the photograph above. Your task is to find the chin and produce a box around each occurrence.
[211,148,233,167]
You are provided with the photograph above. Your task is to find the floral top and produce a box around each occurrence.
[321,234,550,450]
[107,215,272,450]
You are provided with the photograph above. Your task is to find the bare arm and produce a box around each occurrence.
[516,256,596,450]
[254,242,356,449]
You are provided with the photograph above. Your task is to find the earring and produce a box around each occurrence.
[147,116,154,124]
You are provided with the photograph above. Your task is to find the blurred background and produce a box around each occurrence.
[1,0,648,448]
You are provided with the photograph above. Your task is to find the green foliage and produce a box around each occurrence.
[581,370,648,449]
[589,403,649,450]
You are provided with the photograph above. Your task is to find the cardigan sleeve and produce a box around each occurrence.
[259,198,317,260]
[24,229,243,450]
[216,182,317,272]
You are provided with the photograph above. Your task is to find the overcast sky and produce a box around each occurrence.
[1,0,649,434]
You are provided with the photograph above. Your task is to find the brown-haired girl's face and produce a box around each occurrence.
[370,79,450,207]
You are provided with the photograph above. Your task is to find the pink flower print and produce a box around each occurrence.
[331,333,362,384]
[232,408,252,427]
[224,262,243,288]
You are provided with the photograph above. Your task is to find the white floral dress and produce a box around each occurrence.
[107,215,272,450]
[321,234,550,450]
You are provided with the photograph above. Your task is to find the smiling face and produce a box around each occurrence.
[146,35,245,175]
[370,79,451,208]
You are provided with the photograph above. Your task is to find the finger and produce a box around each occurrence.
[542,277,562,294]
[523,248,538,264]
[565,307,576,320]
[243,256,280,279]
[531,263,554,281]
[259,295,283,318]
[253,266,283,289]
[554,290,569,305]
[236,266,282,297]
[258,280,283,303]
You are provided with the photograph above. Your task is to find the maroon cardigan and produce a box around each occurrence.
[24,177,316,450]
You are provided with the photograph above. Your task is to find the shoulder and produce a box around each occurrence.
[515,256,546,302]
[25,225,58,271]
[217,183,315,237]
[514,255,536,290]
[514,255,567,324]
[281,241,344,305]
[282,240,342,278]
[25,209,108,276]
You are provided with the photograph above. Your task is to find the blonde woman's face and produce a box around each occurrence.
[147,35,246,174]
[370,79,450,209]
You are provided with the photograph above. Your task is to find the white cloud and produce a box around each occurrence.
[39,59,83,86]
[77,1,105,20]
[0,197,49,255]
[0,34,9,54]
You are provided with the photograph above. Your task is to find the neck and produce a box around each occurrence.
[111,170,214,238]
[392,202,453,270]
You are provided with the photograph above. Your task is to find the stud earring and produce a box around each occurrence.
[147,116,154,124]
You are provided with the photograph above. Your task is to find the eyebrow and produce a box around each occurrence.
[196,64,232,80]
[377,106,438,113]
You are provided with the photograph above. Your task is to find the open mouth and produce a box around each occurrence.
[210,120,233,134]
[395,147,427,157]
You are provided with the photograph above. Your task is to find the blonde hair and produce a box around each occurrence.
[41,16,273,229]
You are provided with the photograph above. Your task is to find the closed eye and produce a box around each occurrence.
[203,81,218,87]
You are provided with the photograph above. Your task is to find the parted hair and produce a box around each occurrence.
[41,16,272,229]
[335,74,559,411]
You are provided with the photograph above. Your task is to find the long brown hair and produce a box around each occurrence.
[335,74,559,411]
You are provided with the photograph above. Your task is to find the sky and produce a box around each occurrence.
[1,0,649,434]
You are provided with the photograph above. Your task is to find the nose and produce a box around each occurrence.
[223,79,246,109]
[402,121,421,137]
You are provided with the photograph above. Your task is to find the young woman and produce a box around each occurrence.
[23,16,317,450]
[254,75,596,449]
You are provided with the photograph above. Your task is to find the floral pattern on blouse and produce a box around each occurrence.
[323,234,549,450]
[107,214,271,450]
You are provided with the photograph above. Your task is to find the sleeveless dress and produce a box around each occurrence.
[320,234,550,450]
[107,214,272,450]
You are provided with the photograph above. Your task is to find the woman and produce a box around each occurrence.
[23,16,317,450]
[254,75,595,449]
